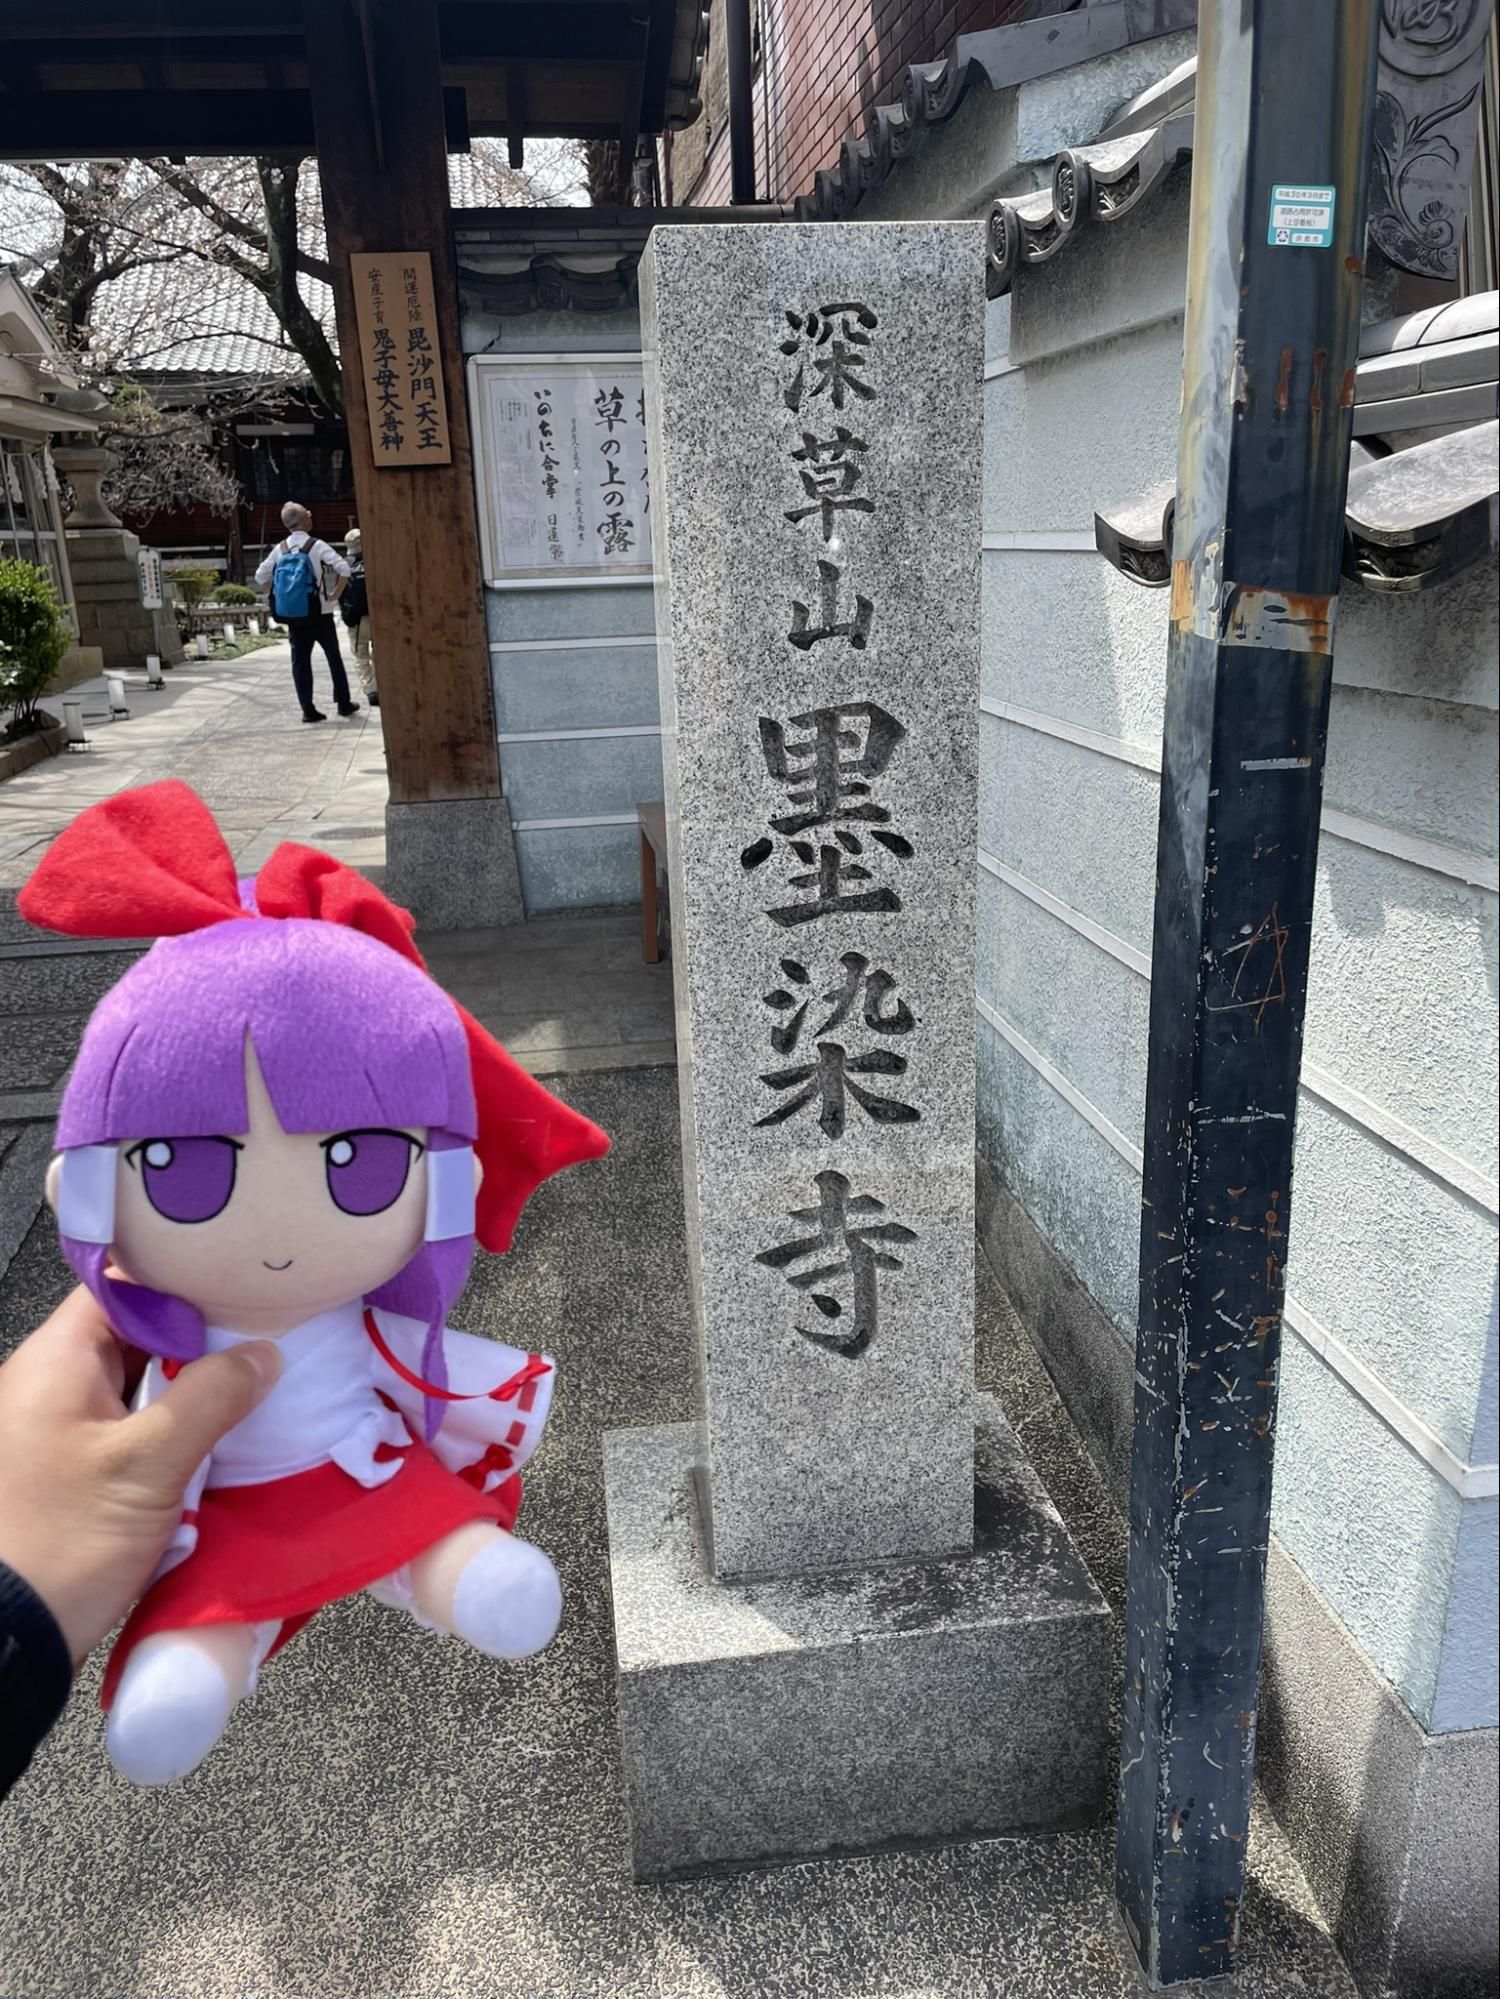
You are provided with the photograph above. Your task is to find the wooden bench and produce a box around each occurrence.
[638,800,668,964]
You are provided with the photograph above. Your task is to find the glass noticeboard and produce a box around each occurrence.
[468,353,651,584]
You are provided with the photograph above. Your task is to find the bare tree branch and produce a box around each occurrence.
[6,143,579,424]
[145,157,334,284]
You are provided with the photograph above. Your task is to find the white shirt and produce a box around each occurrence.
[203,1303,409,1489]
[254,529,351,616]
[138,1305,555,1582]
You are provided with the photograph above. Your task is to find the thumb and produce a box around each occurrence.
[122,1343,281,1492]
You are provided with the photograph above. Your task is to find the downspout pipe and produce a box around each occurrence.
[725,0,756,206]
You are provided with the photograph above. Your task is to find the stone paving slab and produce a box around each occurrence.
[0,1090,62,1122]
[0,1013,89,1093]
[0,643,384,891]
[0,646,389,1284]
[0,1123,52,1278]
[0,952,137,1018]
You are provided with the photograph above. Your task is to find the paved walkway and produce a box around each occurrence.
[0,640,388,891]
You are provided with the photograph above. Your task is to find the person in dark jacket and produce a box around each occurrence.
[341,527,377,708]
[0,1289,278,1799]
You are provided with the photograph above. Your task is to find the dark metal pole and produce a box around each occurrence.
[725,0,756,206]
[1114,1,1381,1985]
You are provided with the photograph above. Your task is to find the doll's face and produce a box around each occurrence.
[96,1043,429,1335]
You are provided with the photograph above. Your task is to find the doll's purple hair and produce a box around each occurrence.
[55,913,477,1437]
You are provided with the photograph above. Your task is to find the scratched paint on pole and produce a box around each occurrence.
[1114,0,1383,1986]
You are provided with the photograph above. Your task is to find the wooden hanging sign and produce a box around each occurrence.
[350,251,453,467]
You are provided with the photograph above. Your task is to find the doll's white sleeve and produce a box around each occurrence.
[131,1359,210,1577]
[367,1310,555,1490]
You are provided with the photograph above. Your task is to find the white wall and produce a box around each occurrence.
[978,193,1499,1733]
[458,294,663,912]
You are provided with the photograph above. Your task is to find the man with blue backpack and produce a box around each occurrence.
[254,502,360,724]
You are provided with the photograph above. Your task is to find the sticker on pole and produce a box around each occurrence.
[1268,183,1336,248]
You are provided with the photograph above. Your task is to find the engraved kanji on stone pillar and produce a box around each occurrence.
[641,223,983,1579]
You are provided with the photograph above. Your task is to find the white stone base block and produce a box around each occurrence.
[604,1393,1113,1878]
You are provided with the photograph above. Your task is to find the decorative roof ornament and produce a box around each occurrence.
[665,1,712,130]
[458,250,641,317]
[1370,0,1496,281]
[791,0,1198,224]
[1344,419,1500,589]
[985,114,1195,297]
[986,6,1496,298]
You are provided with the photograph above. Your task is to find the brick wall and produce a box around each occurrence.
[670,0,1028,208]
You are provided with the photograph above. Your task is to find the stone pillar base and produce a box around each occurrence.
[384,796,524,931]
[64,527,184,669]
[603,1394,1113,1879]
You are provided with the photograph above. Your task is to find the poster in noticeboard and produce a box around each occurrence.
[469,354,651,583]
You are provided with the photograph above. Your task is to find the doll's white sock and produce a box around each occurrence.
[105,1623,278,1785]
[449,1533,562,1660]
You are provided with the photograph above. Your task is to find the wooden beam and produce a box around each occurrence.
[439,5,649,63]
[636,0,683,135]
[506,65,526,169]
[5,1,670,57]
[0,90,316,156]
[1,0,296,35]
[306,0,500,806]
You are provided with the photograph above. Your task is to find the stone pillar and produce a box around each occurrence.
[602,223,1112,1877]
[54,445,184,670]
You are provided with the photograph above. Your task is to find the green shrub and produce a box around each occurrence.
[171,568,218,606]
[0,557,70,741]
[218,582,259,606]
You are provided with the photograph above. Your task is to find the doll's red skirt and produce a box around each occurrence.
[100,1444,521,1709]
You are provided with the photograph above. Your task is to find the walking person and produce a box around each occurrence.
[255,503,360,724]
[341,527,377,708]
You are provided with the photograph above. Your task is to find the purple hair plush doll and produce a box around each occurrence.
[20,781,608,1785]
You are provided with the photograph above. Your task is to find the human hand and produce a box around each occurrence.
[0,1287,280,1666]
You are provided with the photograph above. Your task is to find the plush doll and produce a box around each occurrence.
[17,781,608,1786]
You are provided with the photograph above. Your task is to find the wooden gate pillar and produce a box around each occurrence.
[307,0,522,925]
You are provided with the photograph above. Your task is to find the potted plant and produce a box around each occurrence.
[0,556,70,746]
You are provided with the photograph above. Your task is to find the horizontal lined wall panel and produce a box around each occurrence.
[484,582,656,646]
[500,731,664,824]
[980,705,1499,1178]
[513,821,640,913]
[976,1006,1475,1730]
[979,850,1497,1458]
[492,640,660,734]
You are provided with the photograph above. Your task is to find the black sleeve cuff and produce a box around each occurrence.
[0,1561,72,1801]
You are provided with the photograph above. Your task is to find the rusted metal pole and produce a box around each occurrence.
[1114,0,1382,1985]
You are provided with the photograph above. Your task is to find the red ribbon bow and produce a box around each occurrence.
[18,779,609,1251]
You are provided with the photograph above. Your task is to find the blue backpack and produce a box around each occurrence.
[270,537,320,622]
